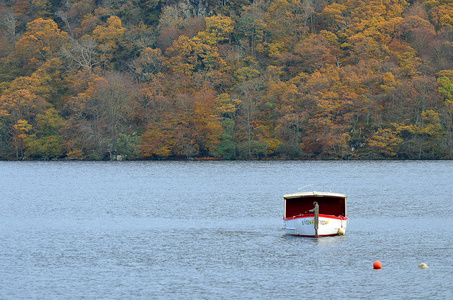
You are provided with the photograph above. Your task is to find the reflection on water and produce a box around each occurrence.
[1,161,452,299]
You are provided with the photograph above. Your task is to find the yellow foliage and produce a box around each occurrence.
[66,149,84,160]
[321,3,347,30]
[215,93,240,115]
[368,127,402,157]
[393,110,444,139]
[198,15,235,45]
[256,42,285,58]
[380,72,399,93]
[437,70,453,79]
[265,138,281,153]
[393,122,415,135]
[14,119,33,133]
[235,67,260,82]
[92,16,126,55]
[166,35,226,75]
[397,49,421,76]
[428,4,453,29]
[419,110,443,137]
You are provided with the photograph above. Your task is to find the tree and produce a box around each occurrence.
[115,133,141,160]
[190,90,223,156]
[66,72,137,159]
[0,11,18,57]
[293,31,340,73]
[0,77,50,124]
[319,3,347,32]
[12,119,33,159]
[132,47,166,81]
[92,16,126,66]
[396,15,435,42]
[26,135,65,159]
[165,35,226,76]
[0,72,54,158]
[6,105,66,160]
[368,127,402,158]
[156,15,206,50]
[264,0,314,51]
[393,110,445,159]
[233,63,265,158]
[345,33,388,65]
[14,18,68,72]
[426,2,453,31]
[35,107,65,136]
[197,15,235,45]
[60,36,99,71]
[140,119,178,158]
[438,74,453,157]
[237,1,267,55]
[216,118,237,159]
[121,23,157,61]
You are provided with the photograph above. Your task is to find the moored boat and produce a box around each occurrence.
[283,185,348,237]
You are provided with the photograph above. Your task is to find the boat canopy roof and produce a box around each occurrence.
[283,191,347,200]
[283,190,348,219]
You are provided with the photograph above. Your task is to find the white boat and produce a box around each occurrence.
[283,185,348,237]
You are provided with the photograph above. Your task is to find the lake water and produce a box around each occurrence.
[1,161,452,299]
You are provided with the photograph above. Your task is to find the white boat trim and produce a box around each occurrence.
[284,191,347,199]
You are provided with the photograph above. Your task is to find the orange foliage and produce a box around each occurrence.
[1,0,453,160]
[165,35,226,76]
[15,18,68,71]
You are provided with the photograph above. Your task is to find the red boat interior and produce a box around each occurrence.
[285,196,346,218]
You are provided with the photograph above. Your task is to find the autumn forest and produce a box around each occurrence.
[0,0,453,160]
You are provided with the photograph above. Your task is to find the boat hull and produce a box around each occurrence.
[284,215,348,237]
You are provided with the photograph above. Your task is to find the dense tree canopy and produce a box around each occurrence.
[0,0,453,160]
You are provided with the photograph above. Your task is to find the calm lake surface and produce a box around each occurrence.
[1,161,452,299]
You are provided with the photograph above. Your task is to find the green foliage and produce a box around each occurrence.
[216,119,237,159]
[26,135,65,159]
[237,140,268,159]
[438,76,453,100]
[36,108,64,136]
[116,133,141,159]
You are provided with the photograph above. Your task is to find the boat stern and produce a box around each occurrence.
[284,215,348,237]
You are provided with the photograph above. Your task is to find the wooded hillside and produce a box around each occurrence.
[1,0,453,160]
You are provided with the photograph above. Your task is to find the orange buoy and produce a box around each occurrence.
[373,261,382,269]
